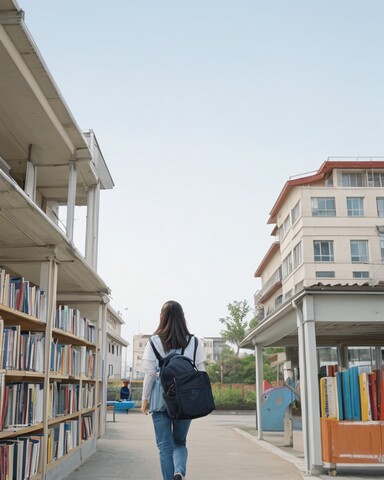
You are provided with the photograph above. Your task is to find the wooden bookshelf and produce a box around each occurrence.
[0,280,101,478]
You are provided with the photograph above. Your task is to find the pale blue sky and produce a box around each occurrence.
[19,1,384,342]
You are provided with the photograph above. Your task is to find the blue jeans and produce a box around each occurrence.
[152,411,191,480]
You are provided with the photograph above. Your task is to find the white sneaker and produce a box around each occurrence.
[173,474,184,480]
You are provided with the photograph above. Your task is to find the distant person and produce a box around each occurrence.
[120,380,131,401]
[141,300,206,480]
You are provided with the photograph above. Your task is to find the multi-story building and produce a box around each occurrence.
[202,336,227,363]
[132,334,151,379]
[241,158,384,475]
[254,158,384,317]
[106,306,129,380]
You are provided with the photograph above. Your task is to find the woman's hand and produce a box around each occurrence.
[141,399,149,414]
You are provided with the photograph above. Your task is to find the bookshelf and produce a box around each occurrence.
[0,272,106,479]
[0,1,114,477]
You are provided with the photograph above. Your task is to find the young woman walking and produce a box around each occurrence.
[141,300,206,480]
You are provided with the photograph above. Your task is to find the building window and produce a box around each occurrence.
[311,197,336,216]
[116,346,119,356]
[367,172,384,187]
[285,289,293,300]
[291,200,300,224]
[293,241,302,269]
[275,295,283,308]
[282,253,292,279]
[350,240,369,263]
[353,271,369,279]
[108,365,113,376]
[111,344,115,354]
[280,214,291,239]
[316,271,335,278]
[108,343,111,353]
[347,197,364,216]
[314,240,334,262]
[341,172,363,187]
[381,238,384,261]
[377,198,384,217]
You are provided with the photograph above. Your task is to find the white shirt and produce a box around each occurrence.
[141,335,206,400]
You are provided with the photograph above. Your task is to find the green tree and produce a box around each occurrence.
[219,300,252,356]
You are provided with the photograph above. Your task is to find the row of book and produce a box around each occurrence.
[0,269,47,321]
[49,382,79,418]
[319,365,384,421]
[81,384,95,409]
[47,419,79,463]
[55,305,96,343]
[0,381,44,430]
[0,434,41,479]
[50,341,95,378]
[2,324,45,372]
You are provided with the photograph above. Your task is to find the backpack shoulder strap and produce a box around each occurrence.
[181,334,194,355]
[193,336,198,363]
[149,338,164,365]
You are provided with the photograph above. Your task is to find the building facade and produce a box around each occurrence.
[107,306,129,380]
[202,336,227,363]
[132,334,151,380]
[255,158,384,318]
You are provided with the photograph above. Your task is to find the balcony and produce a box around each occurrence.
[254,266,282,305]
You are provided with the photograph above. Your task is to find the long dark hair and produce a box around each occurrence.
[154,300,192,352]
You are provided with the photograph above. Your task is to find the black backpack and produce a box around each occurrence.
[149,335,215,420]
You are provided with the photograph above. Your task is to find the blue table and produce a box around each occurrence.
[107,400,135,422]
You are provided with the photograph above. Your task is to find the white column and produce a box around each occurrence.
[39,258,58,479]
[25,160,36,201]
[85,184,100,270]
[66,161,77,241]
[294,300,311,474]
[255,343,263,439]
[302,296,322,474]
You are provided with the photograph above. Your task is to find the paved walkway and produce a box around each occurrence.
[64,410,384,480]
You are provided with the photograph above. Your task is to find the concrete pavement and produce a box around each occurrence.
[64,410,384,480]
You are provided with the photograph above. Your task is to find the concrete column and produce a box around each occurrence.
[255,343,263,439]
[302,296,322,474]
[85,184,100,271]
[66,161,77,241]
[25,160,36,201]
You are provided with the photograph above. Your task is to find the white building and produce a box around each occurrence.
[132,334,151,380]
[202,337,227,363]
[241,158,384,475]
[107,306,129,380]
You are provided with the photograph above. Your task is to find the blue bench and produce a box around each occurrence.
[107,400,135,422]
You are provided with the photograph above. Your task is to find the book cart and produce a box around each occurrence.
[241,286,384,477]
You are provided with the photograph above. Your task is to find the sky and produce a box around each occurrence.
[18,1,384,346]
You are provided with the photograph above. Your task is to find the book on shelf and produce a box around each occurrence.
[320,365,384,422]
[0,269,47,322]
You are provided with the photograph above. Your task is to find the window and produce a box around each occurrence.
[275,295,283,308]
[316,271,335,278]
[367,172,384,187]
[293,241,302,269]
[111,344,115,354]
[347,197,364,216]
[285,289,293,300]
[350,240,369,263]
[381,238,384,261]
[282,253,292,279]
[341,172,363,187]
[314,240,334,262]
[108,365,113,376]
[311,197,336,216]
[280,214,291,239]
[353,271,369,279]
[291,201,300,224]
[377,198,384,217]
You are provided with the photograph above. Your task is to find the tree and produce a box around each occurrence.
[219,300,252,356]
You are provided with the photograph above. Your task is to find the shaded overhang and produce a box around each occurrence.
[0,169,110,298]
[0,1,113,205]
[241,285,384,349]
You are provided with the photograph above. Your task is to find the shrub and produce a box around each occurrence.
[212,384,256,410]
